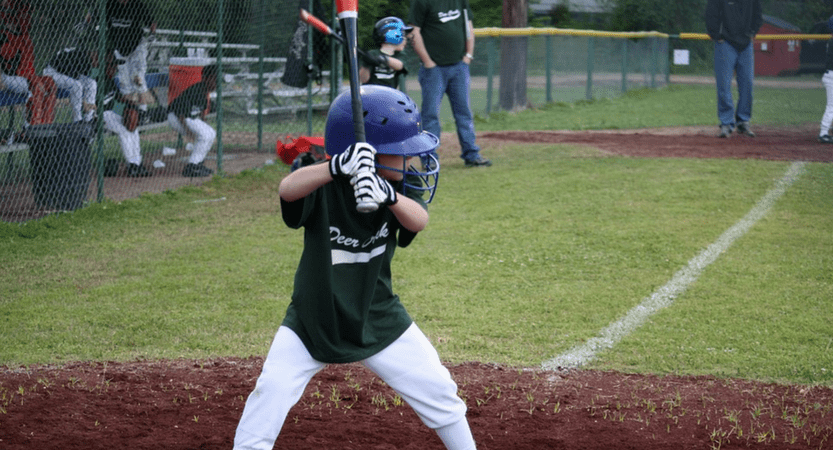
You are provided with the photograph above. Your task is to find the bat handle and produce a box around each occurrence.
[356,200,379,213]
[355,165,379,213]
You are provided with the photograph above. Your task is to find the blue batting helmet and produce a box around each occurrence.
[325,85,440,202]
[372,17,413,46]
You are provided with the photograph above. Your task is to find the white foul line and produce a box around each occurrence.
[542,161,807,371]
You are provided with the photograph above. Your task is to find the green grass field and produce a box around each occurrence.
[1,84,831,388]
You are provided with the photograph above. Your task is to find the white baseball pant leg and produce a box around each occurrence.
[233,326,327,450]
[43,67,97,122]
[363,323,474,450]
[103,110,142,165]
[117,39,149,96]
[821,71,833,137]
[78,75,97,122]
[1,73,31,97]
[233,324,475,450]
[166,112,215,164]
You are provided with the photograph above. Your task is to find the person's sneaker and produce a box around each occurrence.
[182,162,214,177]
[127,163,151,177]
[736,122,755,137]
[464,155,492,167]
[819,134,833,144]
[718,124,732,138]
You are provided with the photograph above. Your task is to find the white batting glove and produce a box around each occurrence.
[329,142,376,179]
[352,172,398,207]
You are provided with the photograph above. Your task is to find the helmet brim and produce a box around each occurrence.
[375,130,439,157]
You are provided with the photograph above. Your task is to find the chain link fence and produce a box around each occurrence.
[1,0,338,222]
[13,1,797,223]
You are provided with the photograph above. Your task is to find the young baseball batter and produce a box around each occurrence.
[232,85,472,450]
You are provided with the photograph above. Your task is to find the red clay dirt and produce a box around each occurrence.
[2,125,832,450]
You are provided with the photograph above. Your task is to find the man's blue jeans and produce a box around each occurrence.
[714,40,755,128]
[418,61,481,161]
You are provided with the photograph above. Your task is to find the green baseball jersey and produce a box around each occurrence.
[408,0,473,66]
[361,49,407,89]
[279,171,425,363]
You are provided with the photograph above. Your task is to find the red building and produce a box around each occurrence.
[755,15,802,76]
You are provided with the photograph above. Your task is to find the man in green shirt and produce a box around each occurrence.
[233,86,475,450]
[409,0,491,168]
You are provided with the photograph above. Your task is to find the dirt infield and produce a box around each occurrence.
[477,123,833,163]
[2,358,831,450]
[2,125,831,449]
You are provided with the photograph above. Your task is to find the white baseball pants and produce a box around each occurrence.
[115,38,149,96]
[166,112,215,164]
[1,73,30,97]
[43,66,97,122]
[233,323,475,450]
[821,71,833,137]
[103,110,141,165]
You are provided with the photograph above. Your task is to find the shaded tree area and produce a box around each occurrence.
[600,0,832,34]
[603,0,708,34]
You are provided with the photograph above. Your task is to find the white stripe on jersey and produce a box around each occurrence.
[331,244,387,265]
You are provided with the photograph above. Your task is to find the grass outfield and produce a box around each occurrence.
[1,85,831,387]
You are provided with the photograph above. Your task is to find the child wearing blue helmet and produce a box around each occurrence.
[232,85,474,450]
[360,16,413,89]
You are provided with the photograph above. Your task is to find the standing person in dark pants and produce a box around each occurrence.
[705,0,762,139]
[408,0,491,168]
[166,64,217,178]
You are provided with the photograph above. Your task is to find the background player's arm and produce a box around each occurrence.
[279,162,333,202]
[385,55,404,71]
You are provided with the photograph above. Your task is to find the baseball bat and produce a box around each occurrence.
[334,0,378,213]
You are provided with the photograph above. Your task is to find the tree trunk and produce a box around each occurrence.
[499,0,528,111]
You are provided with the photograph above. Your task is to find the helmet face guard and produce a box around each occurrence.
[377,152,440,203]
[325,85,440,203]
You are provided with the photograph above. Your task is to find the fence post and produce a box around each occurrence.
[306,0,314,135]
[330,1,340,102]
[586,36,594,100]
[665,36,671,85]
[256,0,265,151]
[94,0,108,203]
[621,38,628,94]
[650,37,657,89]
[216,0,225,174]
[486,36,495,115]
[546,34,552,103]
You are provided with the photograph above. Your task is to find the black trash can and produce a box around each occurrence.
[27,123,93,211]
